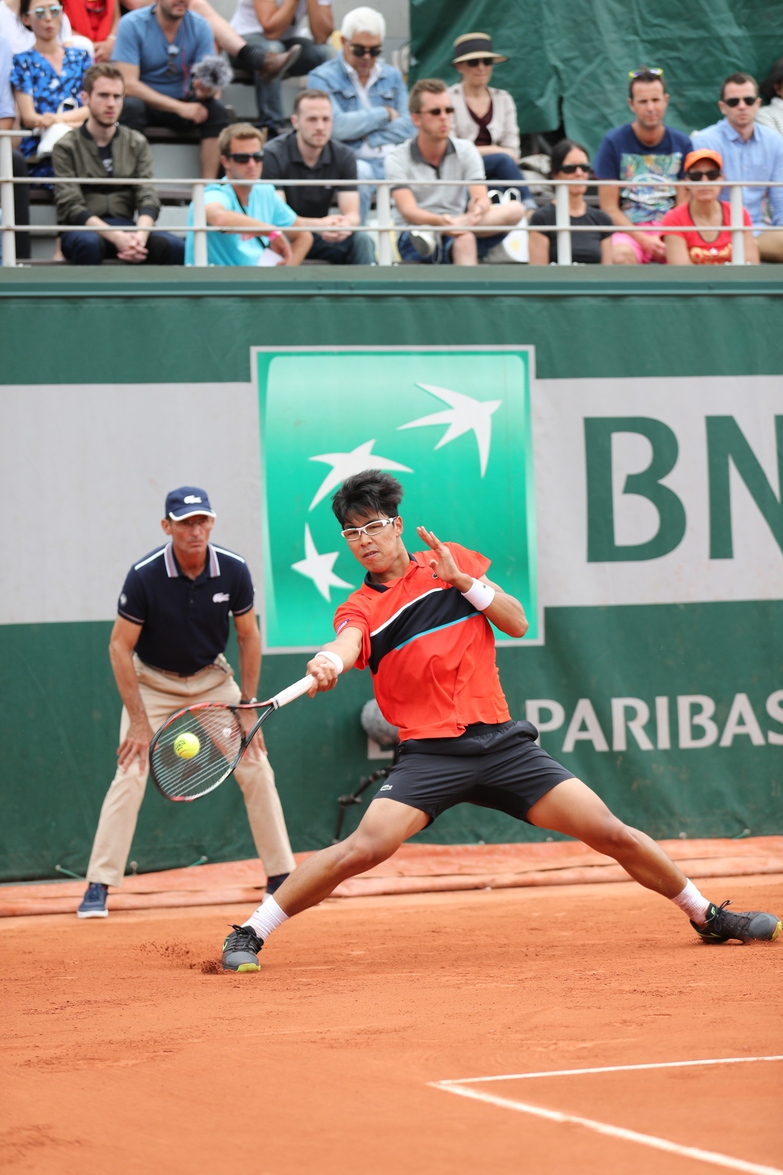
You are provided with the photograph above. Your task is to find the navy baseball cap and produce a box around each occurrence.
[165,486,216,520]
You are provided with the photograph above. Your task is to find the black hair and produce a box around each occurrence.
[720,72,758,100]
[550,138,590,176]
[331,470,404,527]
[628,69,666,98]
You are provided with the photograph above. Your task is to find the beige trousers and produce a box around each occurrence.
[87,655,296,888]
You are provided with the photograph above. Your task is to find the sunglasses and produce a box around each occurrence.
[465,58,496,67]
[723,96,758,107]
[628,66,663,78]
[32,3,62,15]
[559,162,591,174]
[421,105,455,116]
[226,151,264,163]
[165,42,181,74]
[687,168,722,181]
[348,44,382,57]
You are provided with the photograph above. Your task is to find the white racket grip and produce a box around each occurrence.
[270,674,316,709]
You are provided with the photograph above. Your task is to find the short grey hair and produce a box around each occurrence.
[341,6,385,42]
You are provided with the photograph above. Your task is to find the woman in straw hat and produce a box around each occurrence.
[447,31,535,211]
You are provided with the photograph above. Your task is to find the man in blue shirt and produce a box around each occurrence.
[77,486,296,919]
[693,72,783,263]
[594,68,691,264]
[113,0,229,178]
[308,6,413,225]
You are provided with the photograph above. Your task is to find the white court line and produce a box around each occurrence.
[430,1056,783,1175]
[440,1054,783,1086]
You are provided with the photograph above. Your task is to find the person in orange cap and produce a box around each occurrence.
[660,147,759,264]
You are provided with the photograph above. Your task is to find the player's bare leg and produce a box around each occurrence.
[527,777,781,943]
[221,799,429,971]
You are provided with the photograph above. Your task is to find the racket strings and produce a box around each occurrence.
[151,707,244,800]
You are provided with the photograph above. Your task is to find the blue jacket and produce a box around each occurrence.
[307,54,415,152]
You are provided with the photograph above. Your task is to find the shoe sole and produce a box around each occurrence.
[277,43,302,82]
[222,961,260,972]
[77,909,108,918]
[695,917,782,944]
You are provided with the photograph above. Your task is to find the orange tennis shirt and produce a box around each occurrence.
[333,543,511,741]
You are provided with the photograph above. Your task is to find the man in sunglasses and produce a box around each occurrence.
[693,72,783,263]
[385,77,526,265]
[308,6,413,226]
[594,68,692,265]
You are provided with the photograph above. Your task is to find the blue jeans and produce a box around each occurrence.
[306,232,375,264]
[356,155,386,226]
[61,216,185,265]
[235,35,334,128]
[397,230,506,265]
[482,153,534,206]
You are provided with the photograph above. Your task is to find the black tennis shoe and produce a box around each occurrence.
[222,924,263,972]
[691,900,782,944]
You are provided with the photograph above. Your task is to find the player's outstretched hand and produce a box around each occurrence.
[117,718,154,772]
[416,527,472,591]
[306,652,340,695]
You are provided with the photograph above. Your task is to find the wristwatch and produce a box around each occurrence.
[240,696,258,705]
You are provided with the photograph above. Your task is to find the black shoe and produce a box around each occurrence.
[691,900,782,944]
[221,924,263,972]
[236,42,301,83]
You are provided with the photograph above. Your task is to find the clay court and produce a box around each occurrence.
[2,847,781,1175]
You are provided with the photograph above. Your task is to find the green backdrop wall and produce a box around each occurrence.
[410,0,783,155]
[1,267,781,882]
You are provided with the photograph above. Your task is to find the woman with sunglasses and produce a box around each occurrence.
[447,31,535,212]
[11,0,90,175]
[528,139,614,265]
[661,148,759,265]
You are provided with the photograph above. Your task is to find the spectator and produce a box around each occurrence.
[262,88,375,263]
[308,6,413,226]
[693,72,783,263]
[661,148,758,265]
[385,78,527,265]
[112,0,232,179]
[122,0,300,99]
[758,57,783,136]
[53,62,184,264]
[61,0,118,61]
[447,32,535,213]
[11,0,90,177]
[1,30,31,259]
[594,67,691,265]
[186,121,320,266]
[230,0,333,134]
[528,139,613,265]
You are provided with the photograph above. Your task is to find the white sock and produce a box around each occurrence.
[243,896,289,942]
[671,879,710,925]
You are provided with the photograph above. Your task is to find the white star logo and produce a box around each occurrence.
[291,524,354,602]
[308,440,413,511]
[398,384,502,477]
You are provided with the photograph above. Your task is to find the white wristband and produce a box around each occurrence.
[461,578,495,611]
[316,650,344,674]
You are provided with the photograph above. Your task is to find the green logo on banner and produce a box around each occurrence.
[254,346,539,651]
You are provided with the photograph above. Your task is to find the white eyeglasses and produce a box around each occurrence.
[340,517,397,543]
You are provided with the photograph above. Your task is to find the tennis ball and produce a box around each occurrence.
[174,732,200,759]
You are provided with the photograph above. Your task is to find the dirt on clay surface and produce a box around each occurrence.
[1,875,782,1175]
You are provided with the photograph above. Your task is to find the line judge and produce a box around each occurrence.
[77,486,295,918]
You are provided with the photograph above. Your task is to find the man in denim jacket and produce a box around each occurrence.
[308,5,413,224]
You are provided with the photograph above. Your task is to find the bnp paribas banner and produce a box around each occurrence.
[255,347,538,650]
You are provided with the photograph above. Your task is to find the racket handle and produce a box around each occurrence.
[270,674,316,709]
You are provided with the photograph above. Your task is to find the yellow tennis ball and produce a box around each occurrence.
[174,732,200,759]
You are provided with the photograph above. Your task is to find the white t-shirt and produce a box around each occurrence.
[0,0,73,53]
[230,0,330,40]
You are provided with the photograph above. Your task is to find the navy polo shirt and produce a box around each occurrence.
[117,542,254,675]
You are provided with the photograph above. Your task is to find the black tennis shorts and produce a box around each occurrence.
[372,720,575,825]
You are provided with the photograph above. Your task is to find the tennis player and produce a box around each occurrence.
[221,471,781,969]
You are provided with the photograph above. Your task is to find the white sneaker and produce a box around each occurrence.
[408,229,437,257]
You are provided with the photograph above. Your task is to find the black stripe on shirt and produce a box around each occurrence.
[368,587,478,674]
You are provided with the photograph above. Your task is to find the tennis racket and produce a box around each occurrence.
[149,675,315,802]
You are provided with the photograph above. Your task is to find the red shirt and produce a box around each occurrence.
[660,200,752,264]
[333,543,511,741]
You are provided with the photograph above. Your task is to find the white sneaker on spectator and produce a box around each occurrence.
[408,229,438,257]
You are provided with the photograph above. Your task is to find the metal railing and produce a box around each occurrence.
[1,129,780,269]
